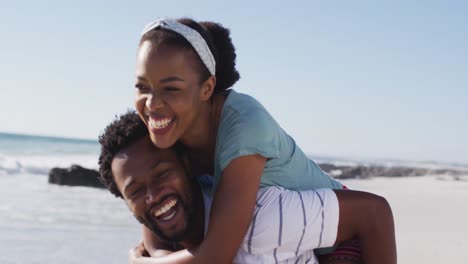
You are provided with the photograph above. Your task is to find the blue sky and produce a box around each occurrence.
[1,1,467,164]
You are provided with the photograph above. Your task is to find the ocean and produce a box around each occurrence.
[0,132,140,264]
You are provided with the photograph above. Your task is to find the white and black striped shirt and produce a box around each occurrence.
[199,178,339,264]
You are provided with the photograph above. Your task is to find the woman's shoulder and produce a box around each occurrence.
[220,90,278,129]
[217,90,281,147]
[221,90,274,125]
[223,90,267,114]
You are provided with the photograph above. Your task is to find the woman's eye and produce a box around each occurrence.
[164,86,179,92]
[135,84,150,93]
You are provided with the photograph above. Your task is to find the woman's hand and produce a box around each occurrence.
[129,241,147,264]
[129,240,197,264]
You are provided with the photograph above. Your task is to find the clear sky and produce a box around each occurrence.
[1,1,467,164]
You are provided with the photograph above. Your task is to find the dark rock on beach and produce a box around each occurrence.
[48,165,104,188]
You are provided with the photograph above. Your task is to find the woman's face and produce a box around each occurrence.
[134,41,211,149]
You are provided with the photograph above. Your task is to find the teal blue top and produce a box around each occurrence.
[213,90,343,194]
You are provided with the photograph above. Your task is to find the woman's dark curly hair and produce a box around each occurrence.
[140,18,240,94]
[98,111,148,198]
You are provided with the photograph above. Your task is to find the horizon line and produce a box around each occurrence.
[0,131,98,144]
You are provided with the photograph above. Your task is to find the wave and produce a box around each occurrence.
[0,154,99,176]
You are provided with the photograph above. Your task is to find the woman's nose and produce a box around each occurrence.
[145,92,165,111]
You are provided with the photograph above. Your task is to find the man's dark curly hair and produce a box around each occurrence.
[98,110,148,198]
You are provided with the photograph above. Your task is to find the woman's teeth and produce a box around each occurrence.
[154,199,178,218]
[149,118,173,129]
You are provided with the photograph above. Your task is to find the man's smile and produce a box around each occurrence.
[153,198,178,220]
[149,194,182,224]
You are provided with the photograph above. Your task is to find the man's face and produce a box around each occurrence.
[112,136,197,243]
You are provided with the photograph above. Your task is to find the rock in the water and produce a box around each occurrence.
[48,165,104,188]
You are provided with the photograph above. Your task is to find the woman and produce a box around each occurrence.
[133,17,395,264]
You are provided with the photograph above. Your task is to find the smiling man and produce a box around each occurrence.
[98,111,396,264]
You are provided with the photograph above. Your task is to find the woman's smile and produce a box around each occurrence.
[148,115,175,135]
[135,41,214,149]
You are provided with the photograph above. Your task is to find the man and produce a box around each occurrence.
[98,111,396,264]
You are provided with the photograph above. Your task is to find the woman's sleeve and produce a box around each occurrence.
[218,109,281,171]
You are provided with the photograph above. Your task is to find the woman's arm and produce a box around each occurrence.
[334,190,397,264]
[141,225,173,257]
[129,243,195,264]
[129,226,195,264]
[193,154,266,264]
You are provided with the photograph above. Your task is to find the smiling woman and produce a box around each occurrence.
[133,18,239,154]
[126,17,396,264]
[134,42,210,149]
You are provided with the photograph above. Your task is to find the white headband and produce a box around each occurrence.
[141,18,216,76]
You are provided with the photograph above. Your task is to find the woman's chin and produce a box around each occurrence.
[150,134,176,149]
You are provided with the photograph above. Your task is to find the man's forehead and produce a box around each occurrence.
[113,137,180,168]
[111,141,183,192]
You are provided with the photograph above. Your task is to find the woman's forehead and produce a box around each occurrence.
[136,41,200,77]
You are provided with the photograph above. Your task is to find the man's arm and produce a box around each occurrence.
[334,190,396,264]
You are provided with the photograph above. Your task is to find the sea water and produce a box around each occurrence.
[0,132,140,264]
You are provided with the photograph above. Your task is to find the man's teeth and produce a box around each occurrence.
[154,199,177,217]
[149,118,173,129]
[161,210,177,221]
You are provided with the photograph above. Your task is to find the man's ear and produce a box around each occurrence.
[200,76,216,101]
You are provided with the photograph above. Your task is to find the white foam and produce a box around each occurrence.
[0,153,99,176]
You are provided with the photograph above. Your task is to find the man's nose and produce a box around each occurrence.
[145,183,163,205]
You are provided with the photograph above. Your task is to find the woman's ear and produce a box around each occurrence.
[200,76,217,101]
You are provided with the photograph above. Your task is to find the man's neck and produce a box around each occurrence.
[177,181,207,249]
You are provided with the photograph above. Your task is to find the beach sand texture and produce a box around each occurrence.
[1,174,467,263]
[343,175,468,264]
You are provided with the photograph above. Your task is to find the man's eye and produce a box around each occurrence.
[158,169,171,178]
[130,187,144,197]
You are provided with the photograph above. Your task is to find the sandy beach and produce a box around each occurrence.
[342,175,468,263]
[0,173,466,263]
